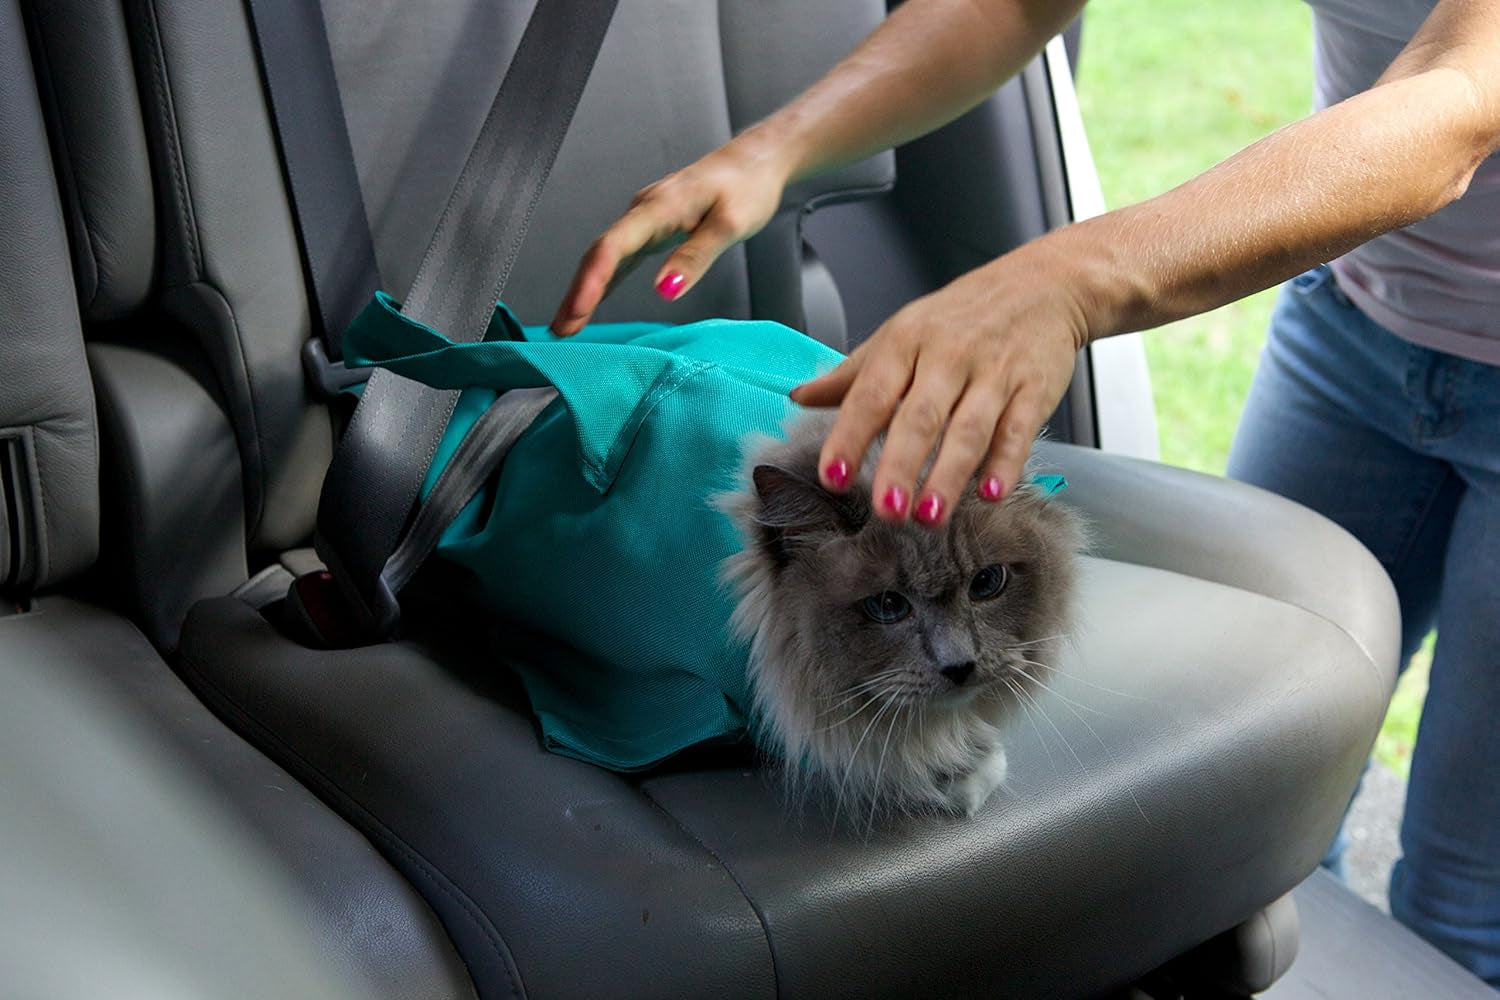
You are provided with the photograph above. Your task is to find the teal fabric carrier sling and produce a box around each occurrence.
[343,292,843,771]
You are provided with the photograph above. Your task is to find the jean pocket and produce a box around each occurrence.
[1291,265,1331,295]
[1291,264,1354,308]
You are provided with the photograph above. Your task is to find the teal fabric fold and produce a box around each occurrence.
[347,291,706,493]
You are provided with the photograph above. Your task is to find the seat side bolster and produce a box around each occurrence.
[1039,440,1401,683]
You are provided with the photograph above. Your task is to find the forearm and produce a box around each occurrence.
[741,0,1086,182]
[1042,33,1500,342]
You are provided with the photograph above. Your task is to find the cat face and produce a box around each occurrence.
[750,460,1077,714]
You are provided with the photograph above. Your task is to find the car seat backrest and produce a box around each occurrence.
[26,0,324,565]
[43,0,894,575]
[327,1,893,328]
[0,0,100,599]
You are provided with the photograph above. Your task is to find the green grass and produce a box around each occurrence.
[1074,0,1428,776]
[1374,635,1433,779]
[1075,0,1313,473]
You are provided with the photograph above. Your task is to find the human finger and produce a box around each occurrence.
[814,341,917,499]
[978,388,1049,503]
[551,195,699,335]
[909,378,1008,527]
[650,199,756,303]
[869,351,970,523]
[789,351,862,409]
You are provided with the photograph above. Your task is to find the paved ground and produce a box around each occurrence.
[1343,760,1408,913]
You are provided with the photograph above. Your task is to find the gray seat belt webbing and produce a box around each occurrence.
[311,0,619,638]
[245,0,381,365]
[382,387,558,595]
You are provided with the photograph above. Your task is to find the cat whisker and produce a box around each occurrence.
[1005,676,1153,827]
[817,670,910,718]
[1003,676,1058,773]
[832,667,907,694]
[817,688,893,733]
[1009,664,1112,718]
[1012,668,1113,752]
[818,680,929,734]
[866,697,905,838]
[1008,633,1070,650]
[1012,667,1153,827]
[822,689,900,719]
[901,709,918,806]
[1011,678,1091,778]
[1016,658,1162,704]
[817,686,886,721]
[832,694,900,832]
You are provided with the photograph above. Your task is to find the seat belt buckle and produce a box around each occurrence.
[302,339,372,398]
[285,569,399,648]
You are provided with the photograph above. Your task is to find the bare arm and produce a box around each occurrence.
[742,0,1088,182]
[794,0,1500,525]
[1053,0,1500,338]
[550,0,1084,334]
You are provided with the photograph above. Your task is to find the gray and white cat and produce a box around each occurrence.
[719,412,1084,819]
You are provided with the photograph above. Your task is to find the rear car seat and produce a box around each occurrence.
[6,1,474,995]
[25,0,1402,996]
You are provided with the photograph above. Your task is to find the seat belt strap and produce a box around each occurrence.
[309,0,619,640]
[381,387,559,596]
[245,0,381,376]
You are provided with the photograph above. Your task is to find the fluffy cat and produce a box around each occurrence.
[718,411,1085,820]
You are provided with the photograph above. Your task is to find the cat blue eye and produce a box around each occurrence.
[861,592,911,625]
[969,565,1009,600]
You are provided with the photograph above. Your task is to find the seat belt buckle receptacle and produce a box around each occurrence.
[290,543,401,647]
[303,338,371,398]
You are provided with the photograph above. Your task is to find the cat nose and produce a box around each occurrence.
[940,661,976,686]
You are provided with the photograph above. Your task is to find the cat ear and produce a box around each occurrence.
[752,464,864,537]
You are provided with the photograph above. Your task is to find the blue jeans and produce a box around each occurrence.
[1227,265,1500,987]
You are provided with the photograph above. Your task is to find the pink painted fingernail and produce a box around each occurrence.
[980,477,1005,502]
[882,486,909,518]
[915,493,945,525]
[824,459,850,490]
[656,272,686,301]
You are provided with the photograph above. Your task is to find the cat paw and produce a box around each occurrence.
[940,746,1008,817]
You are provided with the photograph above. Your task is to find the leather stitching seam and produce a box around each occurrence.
[639,786,781,998]
[138,0,201,276]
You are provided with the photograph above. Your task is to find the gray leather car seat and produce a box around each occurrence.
[24,0,1401,996]
[6,2,473,995]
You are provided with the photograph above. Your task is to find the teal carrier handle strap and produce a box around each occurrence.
[298,0,620,644]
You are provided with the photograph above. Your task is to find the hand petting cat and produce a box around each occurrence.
[786,251,1085,528]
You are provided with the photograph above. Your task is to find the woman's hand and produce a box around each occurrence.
[550,130,796,336]
[790,245,1089,527]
